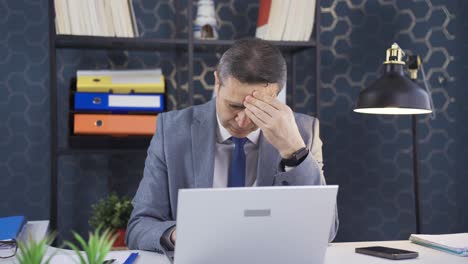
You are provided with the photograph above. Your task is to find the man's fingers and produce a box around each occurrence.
[245,101,272,124]
[252,91,285,110]
[245,95,277,117]
[245,108,267,128]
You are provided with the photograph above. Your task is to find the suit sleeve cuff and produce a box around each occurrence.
[274,153,323,186]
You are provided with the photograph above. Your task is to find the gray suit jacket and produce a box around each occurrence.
[126,99,338,252]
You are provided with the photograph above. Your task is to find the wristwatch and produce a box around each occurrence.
[281,147,309,167]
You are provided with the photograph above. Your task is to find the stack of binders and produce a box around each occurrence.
[73,69,165,137]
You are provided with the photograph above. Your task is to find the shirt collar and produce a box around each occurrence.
[216,114,260,145]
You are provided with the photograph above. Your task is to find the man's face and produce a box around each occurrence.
[214,72,278,138]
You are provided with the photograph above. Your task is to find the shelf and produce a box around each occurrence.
[55,35,316,53]
[58,147,147,156]
[68,135,152,149]
[194,39,316,52]
[55,35,187,51]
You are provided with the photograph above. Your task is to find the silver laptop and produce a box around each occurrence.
[166,185,338,264]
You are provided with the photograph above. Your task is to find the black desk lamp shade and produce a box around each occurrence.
[354,43,432,115]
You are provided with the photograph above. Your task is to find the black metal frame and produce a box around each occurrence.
[48,0,320,234]
[315,3,322,118]
[48,0,58,232]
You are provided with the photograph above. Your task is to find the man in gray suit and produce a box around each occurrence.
[126,38,338,253]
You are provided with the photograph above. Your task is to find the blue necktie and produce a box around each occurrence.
[228,137,248,187]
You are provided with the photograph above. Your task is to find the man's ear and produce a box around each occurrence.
[214,71,220,96]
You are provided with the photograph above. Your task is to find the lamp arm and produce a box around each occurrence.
[407,54,435,119]
[419,63,436,119]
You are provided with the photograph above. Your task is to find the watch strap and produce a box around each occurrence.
[281,147,309,167]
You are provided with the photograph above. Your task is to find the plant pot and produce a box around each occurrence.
[113,228,127,248]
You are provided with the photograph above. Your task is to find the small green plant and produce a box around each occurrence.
[65,227,117,264]
[16,234,55,264]
[89,193,133,230]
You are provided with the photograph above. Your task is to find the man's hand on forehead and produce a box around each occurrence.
[243,83,278,104]
[243,84,306,159]
[257,83,279,96]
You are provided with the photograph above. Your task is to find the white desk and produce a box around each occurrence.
[1,221,465,263]
[3,241,466,264]
[47,240,465,264]
[325,240,466,264]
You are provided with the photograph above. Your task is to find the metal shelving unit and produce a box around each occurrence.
[48,0,321,232]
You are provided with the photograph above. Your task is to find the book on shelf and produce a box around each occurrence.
[255,0,316,42]
[74,114,157,136]
[282,0,298,41]
[74,92,165,112]
[54,0,138,37]
[301,0,316,41]
[263,0,289,41]
[410,233,468,257]
[255,0,271,39]
[76,68,165,94]
[54,0,69,34]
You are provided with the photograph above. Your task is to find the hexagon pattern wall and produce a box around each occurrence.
[0,0,50,220]
[459,0,468,230]
[320,0,465,241]
[0,0,466,243]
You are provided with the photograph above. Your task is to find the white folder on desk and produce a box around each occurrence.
[17,220,49,245]
[410,233,468,257]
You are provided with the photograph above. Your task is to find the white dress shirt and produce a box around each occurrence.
[213,115,260,188]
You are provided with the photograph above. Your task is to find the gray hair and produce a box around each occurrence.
[217,38,287,92]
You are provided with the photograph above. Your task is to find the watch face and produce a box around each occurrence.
[283,148,309,167]
[294,147,308,159]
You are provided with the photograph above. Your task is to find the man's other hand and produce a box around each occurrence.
[244,90,305,159]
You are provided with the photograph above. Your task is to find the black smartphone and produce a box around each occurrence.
[355,246,418,260]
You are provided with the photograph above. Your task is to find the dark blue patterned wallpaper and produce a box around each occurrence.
[318,0,466,241]
[0,0,50,220]
[0,0,466,243]
[319,1,468,240]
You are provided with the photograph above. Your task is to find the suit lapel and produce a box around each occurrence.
[256,133,280,186]
[191,100,217,188]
